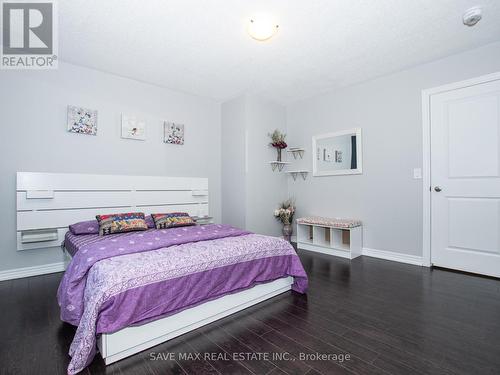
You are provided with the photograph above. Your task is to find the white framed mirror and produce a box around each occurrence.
[312,128,362,176]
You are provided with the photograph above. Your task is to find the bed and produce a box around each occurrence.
[16,172,308,375]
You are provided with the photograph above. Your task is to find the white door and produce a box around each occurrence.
[430,78,500,278]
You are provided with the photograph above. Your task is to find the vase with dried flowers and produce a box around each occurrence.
[274,198,295,242]
[268,129,287,162]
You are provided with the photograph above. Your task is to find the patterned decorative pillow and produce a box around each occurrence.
[70,215,155,235]
[95,212,148,236]
[151,212,195,229]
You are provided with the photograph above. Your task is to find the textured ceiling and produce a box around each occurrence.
[59,0,500,104]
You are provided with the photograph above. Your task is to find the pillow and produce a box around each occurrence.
[69,220,100,235]
[151,212,195,229]
[144,215,154,228]
[96,212,148,236]
[69,215,154,235]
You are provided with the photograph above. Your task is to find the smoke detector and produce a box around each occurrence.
[463,7,482,26]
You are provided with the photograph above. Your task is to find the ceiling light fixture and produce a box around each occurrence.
[462,7,482,26]
[247,15,279,41]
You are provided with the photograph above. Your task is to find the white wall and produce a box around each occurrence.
[0,62,221,272]
[221,96,247,229]
[221,95,287,237]
[2,43,499,273]
[287,42,500,257]
[245,96,288,236]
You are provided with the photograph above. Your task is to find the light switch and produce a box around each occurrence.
[413,168,422,179]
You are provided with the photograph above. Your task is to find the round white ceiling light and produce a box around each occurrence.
[247,15,279,41]
[463,7,482,27]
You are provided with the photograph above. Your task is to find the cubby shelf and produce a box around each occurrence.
[296,222,362,259]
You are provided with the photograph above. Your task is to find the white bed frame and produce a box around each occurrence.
[98,277,293,364]
[16,172,293,365]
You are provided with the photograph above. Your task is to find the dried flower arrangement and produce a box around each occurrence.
[274,198,296,242]
[268,129,288,162]
[274,199,295,225]
[268,129,288,149]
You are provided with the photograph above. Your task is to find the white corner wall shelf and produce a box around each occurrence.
[286,146,307,180]
[286,171,308,181]
[287,148,305,159]
[269,161,290,172]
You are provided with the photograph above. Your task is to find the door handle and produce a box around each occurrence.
[434,186,442,192]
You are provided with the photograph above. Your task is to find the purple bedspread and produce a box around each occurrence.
[57,224,308,374]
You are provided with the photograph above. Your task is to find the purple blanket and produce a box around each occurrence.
[57,224,308,374]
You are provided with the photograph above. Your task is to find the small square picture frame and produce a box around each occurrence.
[163,122,184,145]
[67,105,98,135]
[121,114,147,141]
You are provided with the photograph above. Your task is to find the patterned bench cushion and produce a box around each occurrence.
[296,216,362,228]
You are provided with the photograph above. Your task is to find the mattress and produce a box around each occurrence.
[64,229,158,257]
[64,232,98,257]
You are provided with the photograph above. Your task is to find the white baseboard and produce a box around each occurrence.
[362,247,424,266]
[0,261,68,282]
[0,248,423,282]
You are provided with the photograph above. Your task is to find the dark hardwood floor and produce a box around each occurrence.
[1,250,500,375]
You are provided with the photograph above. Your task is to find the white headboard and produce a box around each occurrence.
[16,172,209,251]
